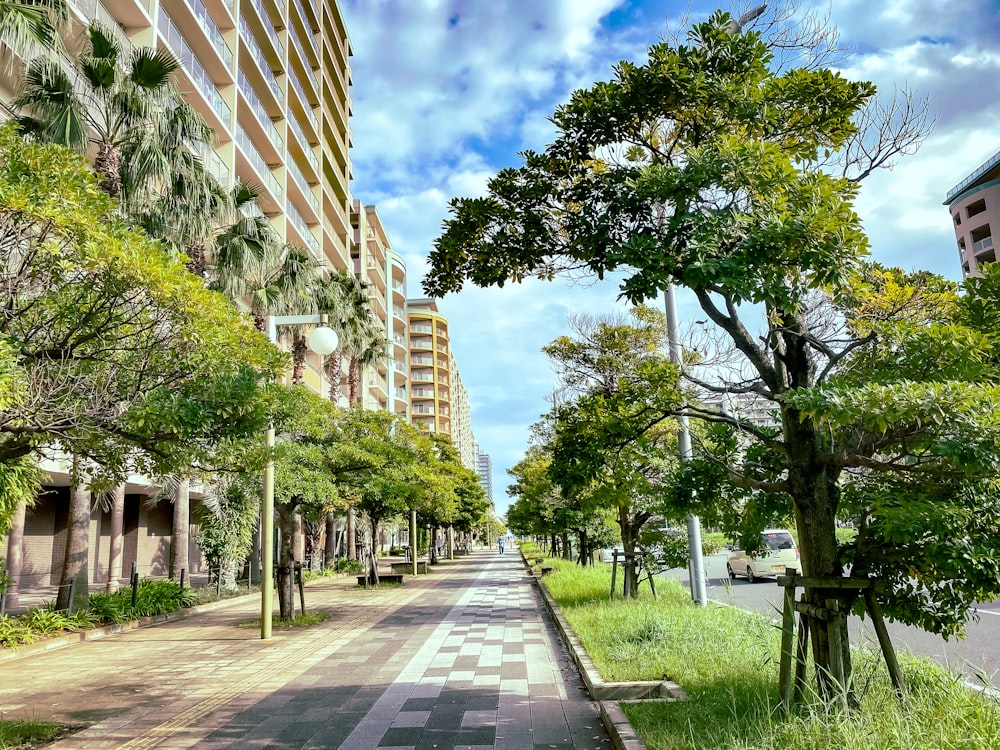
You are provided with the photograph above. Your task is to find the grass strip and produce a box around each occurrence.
[540,557,1000,750]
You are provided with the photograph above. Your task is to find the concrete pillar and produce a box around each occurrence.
[106,485,124,592]
[3,499,27,612]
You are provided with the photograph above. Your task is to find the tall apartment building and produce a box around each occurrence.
[407,298,476,469]
[351,201,408,417]
[945,147,1000,277]
[475,447,493,503]
[0,0,356,601]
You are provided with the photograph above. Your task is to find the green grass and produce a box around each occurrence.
[239,611,331,629]
[0,717,73,748]
[541,561,1000,750]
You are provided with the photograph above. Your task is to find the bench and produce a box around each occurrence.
[357,573,404,586]
[390,561,427,574]
[540,565,554,576]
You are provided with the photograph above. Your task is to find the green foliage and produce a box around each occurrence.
[0,614,36,649]
[0,125,285,479]
[0,717,70,747]
[87,579,195,623]
[195,475,259,588]
[335,558,363,574]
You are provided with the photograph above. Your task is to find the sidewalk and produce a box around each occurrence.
[1,548,613,749]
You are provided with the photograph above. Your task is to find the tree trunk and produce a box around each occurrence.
[93,143,122,199]
[327,354,343,401]
[348,357,361,406]
[367,517,380,584]
[324,513,337,566]
[56,480,91,612]
[170,478,189,579]
[292,331,308,384]
[562,532,572,560]
[276,503,297,620]
[185,240,207,277]
[347,507,357,560]
[618,503,641,598]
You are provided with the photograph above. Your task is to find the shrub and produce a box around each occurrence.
[0,614,36,648]
[335,558,363,574]
[23,607,73,635]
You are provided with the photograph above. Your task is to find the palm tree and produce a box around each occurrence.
[13,23,193,201]
[318,271,387,406]
[0,0,67,64]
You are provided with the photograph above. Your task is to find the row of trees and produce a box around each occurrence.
[0,11,490,614]
[428,5,1000,702]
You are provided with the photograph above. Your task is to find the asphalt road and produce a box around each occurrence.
[659,552,1000,689]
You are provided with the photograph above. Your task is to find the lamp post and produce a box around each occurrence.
[261,313,338,640]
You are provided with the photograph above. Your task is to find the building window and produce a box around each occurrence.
[954,212,962,226]
[967,198,987,219]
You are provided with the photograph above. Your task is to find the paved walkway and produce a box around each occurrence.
[1,548,612,750]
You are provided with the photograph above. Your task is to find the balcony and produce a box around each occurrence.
[286,199,320,259]
[245,0,284,61]
[288,66,319,130]
[287,113,319,174]
[70,0,131,50]
[973,235,994,255]
[158,8,231,130]
[185,0,234,69]
[412,406,435,415]
[237,69,283,153]
[393,305,405,320]
[287,157,320,217]
[412,355,433,365]
[288,22,319,93]
[235,123,282,202]
[411,371,434,383]
[238,16,284,110]
[193,141,230,186]
[412,339,432,350]
[411,324,432,334]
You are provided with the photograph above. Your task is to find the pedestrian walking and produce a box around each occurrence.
[498,537,505,554]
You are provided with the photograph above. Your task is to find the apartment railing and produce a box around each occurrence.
[287,113,319,172]
[237,70,283,151]
[188,0,234,67]
[288,67,318,131]
[289,26,319,93]
[412,340,432,349]
[395,387,408,399]
[974,235,994,254]
[411,324,432,334]
[412,406,435,415]
[412,355,433,365]
[392,280,406,294]
[393,334,407,346]
[238,16,284,108]
[287,157,319,214]
[411,372,434,382]
[235,124,282,200]
[246,0,284,60]
[292,0,319,56]
[193,141,230,186]
[393,305,405,320]
[159,9,231,128]
[286,199,320,258]
[71,0,131,51]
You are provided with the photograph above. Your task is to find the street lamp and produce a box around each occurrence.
[261,313,338,639]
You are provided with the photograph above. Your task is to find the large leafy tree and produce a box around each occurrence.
[540,309,683,592]
[421,9,991,696]
[319,270,387,405]
[0,128,284,610]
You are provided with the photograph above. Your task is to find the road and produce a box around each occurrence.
[660,552,1000,689]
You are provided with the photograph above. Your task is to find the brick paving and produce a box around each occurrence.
[0,548,612,750]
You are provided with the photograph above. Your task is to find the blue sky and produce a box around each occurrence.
[339,0,1000,516]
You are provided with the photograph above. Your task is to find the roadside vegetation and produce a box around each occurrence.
[0,717,74,749]
[537,555,1000,750]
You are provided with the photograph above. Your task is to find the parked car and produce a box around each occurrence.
[727,529,799,583]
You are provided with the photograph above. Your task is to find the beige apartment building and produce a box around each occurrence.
[946,147,1000,277]
[351,201,409,418]
[407,299,477,470]
[0,0,356,603]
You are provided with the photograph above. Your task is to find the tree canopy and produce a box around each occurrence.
[422,8,994,696]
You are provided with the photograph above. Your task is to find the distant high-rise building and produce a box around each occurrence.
[476,447,493,503]
[351,202,408,417]
[945,147,1000,277]
[407,298,476,469]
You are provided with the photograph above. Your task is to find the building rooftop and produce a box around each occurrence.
[945,147,1000,205]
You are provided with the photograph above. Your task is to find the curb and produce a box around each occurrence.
[520,551,688,750]
[0,591,262,663]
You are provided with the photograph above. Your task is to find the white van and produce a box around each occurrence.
[726,529,799,582]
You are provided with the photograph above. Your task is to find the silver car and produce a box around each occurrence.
[727,529,799,583]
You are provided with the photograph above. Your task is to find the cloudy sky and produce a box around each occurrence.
[339,0,1000,515]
